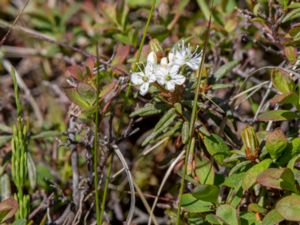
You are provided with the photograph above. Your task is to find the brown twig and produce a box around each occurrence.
[0,0,31,46]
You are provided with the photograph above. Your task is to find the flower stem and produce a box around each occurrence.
[94,44,101,225]
[175,16,212,225]
[133,0,156,71]
[99,154,114,224]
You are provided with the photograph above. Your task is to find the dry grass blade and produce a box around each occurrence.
[112,144,135,225]
[148,150,185,225]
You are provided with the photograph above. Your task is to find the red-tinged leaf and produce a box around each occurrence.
[66,65,84,80]
[0,198,18,223]
[112,44,131,66]
[269,93,298,106]
[257,168,297,192]
[266,129,288,160]
[258,110,298,121]
[86,57,96,74]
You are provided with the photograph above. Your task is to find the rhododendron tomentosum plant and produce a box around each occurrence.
[131,40,202,95]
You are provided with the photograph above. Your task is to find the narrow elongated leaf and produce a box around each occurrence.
[214,60,239,81]
[181,121,189,144]
[154,108,176,132]
[282,8,300,23]
[0,174,11,200]
[258,110,298,121]
[130,103,164,117]
[27,153,37,190]
[276,195,300,221]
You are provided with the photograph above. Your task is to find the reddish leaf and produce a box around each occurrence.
[0,198,18,223]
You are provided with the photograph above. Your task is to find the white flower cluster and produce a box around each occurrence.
[131,40,202,95]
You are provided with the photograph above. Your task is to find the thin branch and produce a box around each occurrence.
[69,116,80,208]
[0,0,31,46]
[252,81,273,122]
[111,143,135,225]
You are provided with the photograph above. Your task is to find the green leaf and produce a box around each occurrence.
[291,138,300,156]
[64,87,91,110]
[242,159,272,191]
[12,219,27,225]
[223,173,245,188]
[154,108,176,132]
[181,193,214,213]
[192,184,219,203]
[196,0,211,21]
[216,204,239,225]
[282,8,300,23]
[262,209,284,225]
[271,68,295,94]
[206,214,222,224]
[258,110,298,121]
[257,168,297,192]
[195,157,215,185]
[284,46,297,64]
[276,195,300,221]
[27,153,37,190]
[130,103,164,117]
[266,129,288,160]
[276,0,290,9]
[0,174,11,200]
[214,60,239,81]
[181,121,189,144]
[203,134,230,165]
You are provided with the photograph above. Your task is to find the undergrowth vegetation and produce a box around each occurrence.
[0,0,300,224]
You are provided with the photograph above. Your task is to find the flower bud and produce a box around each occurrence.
[241,126,260,161]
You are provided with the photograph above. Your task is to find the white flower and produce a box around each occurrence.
[156,54,186,91]
[171,40,202,70]
[131,51,157,95]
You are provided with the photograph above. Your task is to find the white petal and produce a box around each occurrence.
[187,58,200,70]
[139,82,149,95]
[165,81,175,91]
[170,65,180,75]
[145,63,154,76]
[160,57,168,66]
[147,51,157,64]
[168,53,174,63]
[148,72,156,83]
[155,68,166,85]
[173,52,185,66]
[172,74,186,85]
[131,72,144,85]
